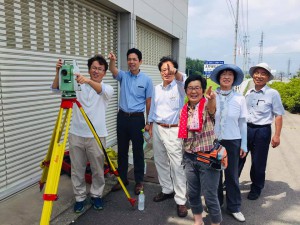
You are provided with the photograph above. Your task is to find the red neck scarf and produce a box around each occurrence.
[178,97,206,139]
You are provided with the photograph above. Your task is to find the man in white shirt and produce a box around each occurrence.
[148,56,187,217]
[52,55,114,213]
[239,63,284,200]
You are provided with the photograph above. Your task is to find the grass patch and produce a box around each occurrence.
[206,78,219,90]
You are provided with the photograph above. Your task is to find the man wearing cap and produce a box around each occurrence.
[239,63,285,200]
[210,64,248,222]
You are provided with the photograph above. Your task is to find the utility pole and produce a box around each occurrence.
[258,32,264,63]
[243,34,248,74]
[287,58,291,79]
[233,0,239,65]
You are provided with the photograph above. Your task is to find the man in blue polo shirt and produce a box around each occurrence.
[239,63,285,200]
[108,48,153,195]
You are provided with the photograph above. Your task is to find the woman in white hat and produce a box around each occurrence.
[210,64,247,222]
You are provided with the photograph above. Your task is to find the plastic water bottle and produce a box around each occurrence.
[142,130,151,143]
[144,160,147,174]
[138,190,145,211]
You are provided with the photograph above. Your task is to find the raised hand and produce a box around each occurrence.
[108,52,117,61]
[167,63,177,75]
[56,58,63,73]
[205,86,216,100]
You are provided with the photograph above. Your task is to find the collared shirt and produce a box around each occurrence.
[148,74,186,124]
[215,91,248,140]
[69,83,114,137]
[114,70,153,113]
[246,85,285,125]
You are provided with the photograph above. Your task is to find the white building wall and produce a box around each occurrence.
[0,0,189,199]
[106,0,188,70]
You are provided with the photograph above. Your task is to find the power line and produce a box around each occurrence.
[226,0,236,26]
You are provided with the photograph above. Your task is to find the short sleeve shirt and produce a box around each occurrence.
[114,70,153,112]
[246,85,285,125]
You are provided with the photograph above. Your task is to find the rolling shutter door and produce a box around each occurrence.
[0,0,118,199]
[136,21,173,85]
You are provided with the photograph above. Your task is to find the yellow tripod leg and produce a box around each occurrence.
[39,108,68,191]
[77,105,136,207]
[40,108,72,225]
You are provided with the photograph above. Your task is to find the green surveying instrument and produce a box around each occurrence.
[39,60,136,225]
[59,60,81,98]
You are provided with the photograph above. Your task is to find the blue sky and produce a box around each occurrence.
[187,0,300,75]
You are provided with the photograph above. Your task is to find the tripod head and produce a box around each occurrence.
[59,60,81,98]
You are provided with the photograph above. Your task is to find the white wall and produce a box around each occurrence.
[105,0,189,70]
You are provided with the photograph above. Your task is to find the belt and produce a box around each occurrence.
[247,123,271,128]
[156,122,178,128]
[119,109,144,117]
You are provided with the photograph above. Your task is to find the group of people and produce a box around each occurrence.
[51,47,284,225]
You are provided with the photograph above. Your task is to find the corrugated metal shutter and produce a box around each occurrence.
[0,0,118,199]
[136,21,173,85]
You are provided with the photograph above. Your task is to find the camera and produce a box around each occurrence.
[59,60,81,98]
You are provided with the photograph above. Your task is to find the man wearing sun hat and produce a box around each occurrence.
[239,62,285,201]
[210,64,248,222]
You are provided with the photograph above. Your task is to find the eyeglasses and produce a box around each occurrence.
[91,66,106,72]
[187,86,202,91]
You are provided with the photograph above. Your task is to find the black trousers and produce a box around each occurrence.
[116,111,145,183]
[239,125,271,194]
[218,139,242,213]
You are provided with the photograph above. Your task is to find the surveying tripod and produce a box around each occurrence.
[39,97,136,225]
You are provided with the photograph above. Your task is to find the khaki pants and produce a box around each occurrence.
[69,133,106,202]
[152,123,187,205]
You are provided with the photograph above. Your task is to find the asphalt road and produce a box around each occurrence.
[70,109,300,225]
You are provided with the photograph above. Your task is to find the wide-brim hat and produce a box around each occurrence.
[210,64,244,86]
[249,63,274,81]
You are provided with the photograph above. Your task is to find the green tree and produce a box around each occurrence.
[294,70,300,78]
[270,78,300,113]
[186,57,204,76]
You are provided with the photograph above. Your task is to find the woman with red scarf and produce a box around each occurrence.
[179,75,221,225]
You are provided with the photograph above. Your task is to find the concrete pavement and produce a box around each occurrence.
[64,110,300,225]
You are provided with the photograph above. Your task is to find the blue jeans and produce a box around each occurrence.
[183,152,222,224]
